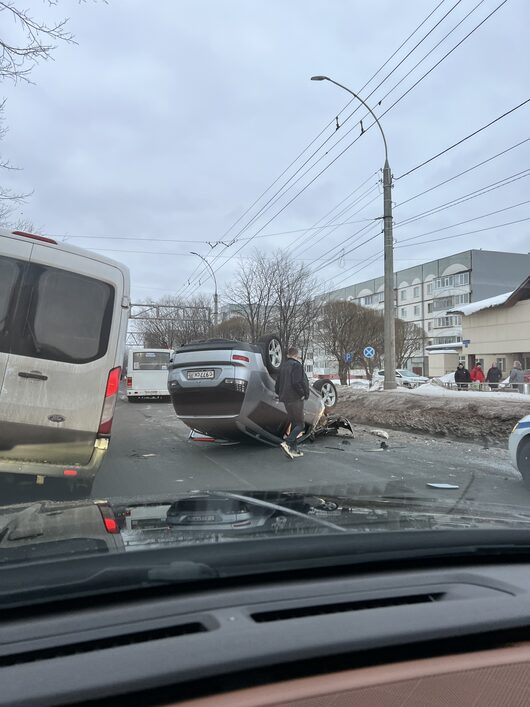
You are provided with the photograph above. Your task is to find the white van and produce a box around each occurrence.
[0,228,130,490]
[126,348,172,401]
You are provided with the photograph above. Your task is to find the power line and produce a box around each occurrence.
[396,216,530,249]
[395,170,530,228]
[396,99,530,180]
[181,1,468,294]
[397,199,530,244]
[186,0,508,296]
[395,137,530,207]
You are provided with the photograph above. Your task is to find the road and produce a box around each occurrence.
[89,392,529,511]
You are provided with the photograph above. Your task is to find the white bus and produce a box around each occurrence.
[126,348,172,401]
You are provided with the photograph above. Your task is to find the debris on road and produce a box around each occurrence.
[370,429,389,440]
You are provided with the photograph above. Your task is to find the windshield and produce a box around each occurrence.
[0,0,529,603]
[132,351,170,371]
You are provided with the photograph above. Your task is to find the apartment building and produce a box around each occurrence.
[321,249,530,375]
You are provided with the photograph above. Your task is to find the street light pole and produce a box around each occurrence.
[190,251,218,326]
[311,76,397,390]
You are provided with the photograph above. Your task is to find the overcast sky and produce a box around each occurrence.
[1,0,529,303]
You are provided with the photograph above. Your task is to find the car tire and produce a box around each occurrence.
[313,379,337,410]
[516,437,530,490]
[258,334,283,375]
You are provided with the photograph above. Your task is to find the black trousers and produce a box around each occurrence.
[284,399,305,450]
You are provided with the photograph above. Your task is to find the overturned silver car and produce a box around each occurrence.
[167,335,352,445]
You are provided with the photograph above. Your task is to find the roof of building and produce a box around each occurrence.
[448,275,530,316]
[425,342,463,351]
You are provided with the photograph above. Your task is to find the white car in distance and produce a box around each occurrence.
[374,369,429,388]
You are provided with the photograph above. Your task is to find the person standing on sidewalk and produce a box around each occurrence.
[455,362,471,390]
[509,360,524,393]
[486,362,502,390]
[275,346,309,459]
[470,362,485,384]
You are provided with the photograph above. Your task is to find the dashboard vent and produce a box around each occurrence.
[252,592,444,623]
[0,621,208,667]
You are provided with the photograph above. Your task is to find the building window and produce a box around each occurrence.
[427,322,432,331]
[376,292,384,303]
[426,282,433,295]
[400,289,407,301]
[434,272,470,290]
[454,293,470,305]
[413,286,420,298]
[434,315,462,328]
[427,302,433,313]
[432,335,460,345]
[433,296,454,312]
[496,358,506,372]
[413,305,420,317]
[400,308,407,319]
[363,295,373,305]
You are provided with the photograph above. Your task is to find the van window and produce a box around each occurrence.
[133,351,170,370]
[19,265,115,364]
[0,255,25,352]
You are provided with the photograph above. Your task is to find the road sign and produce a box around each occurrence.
[343,352,353,364]
[363,346,375,359]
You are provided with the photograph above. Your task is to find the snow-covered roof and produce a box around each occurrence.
[449,291,513,316]
[426,349,460,354]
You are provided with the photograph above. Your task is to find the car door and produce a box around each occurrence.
[0,244,123,466]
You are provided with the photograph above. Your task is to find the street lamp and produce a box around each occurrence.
[190,251,219,326]
[311,75,397,390]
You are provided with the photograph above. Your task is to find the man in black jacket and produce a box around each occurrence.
[275,347,310,459]
[454,362,471,390]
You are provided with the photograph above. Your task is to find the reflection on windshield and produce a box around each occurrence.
[0,0,529,592]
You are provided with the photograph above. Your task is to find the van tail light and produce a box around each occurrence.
[12,230,57,245]
[126,376,132,388]
[232,354,250,362]
[98,503,120,534]
[98,366,121,435]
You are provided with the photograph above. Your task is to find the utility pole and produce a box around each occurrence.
[383,158,397,387]
[190,251,218,326]
[311,75,397,389]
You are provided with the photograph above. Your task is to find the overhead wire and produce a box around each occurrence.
[396,100,530,181]
[181,0,469,295]
[187,0,510,295]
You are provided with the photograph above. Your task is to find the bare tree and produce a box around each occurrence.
[395,319,425,368]
[0,102,31,225]
[136,296,212,349]
[317,300,361,385]
[212,316,250,341]
[270,250,319,352]
[318,300,384,383]
[0,2,75,84]
[224,251,278,342]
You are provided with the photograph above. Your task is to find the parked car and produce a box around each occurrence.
[508,414,530,489]
[374,369,429,388]
[167,335,352,445]
[0,228,130,493]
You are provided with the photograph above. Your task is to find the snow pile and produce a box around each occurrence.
[435,372,455,384]
[349,379,370,391]
[410,380,529,401]
[450,291,512,316]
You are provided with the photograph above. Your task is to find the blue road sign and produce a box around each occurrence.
[363,346,375,359]
[343,351,353,363]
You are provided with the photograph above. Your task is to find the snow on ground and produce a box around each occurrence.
[410,380,530,402]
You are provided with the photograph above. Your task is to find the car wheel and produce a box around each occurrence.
[516,437,530,490]
[313,379,337,410]
[258,334,283,375]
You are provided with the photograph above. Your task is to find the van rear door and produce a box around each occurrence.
[0,240,32,425]
[0,244,124,466]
